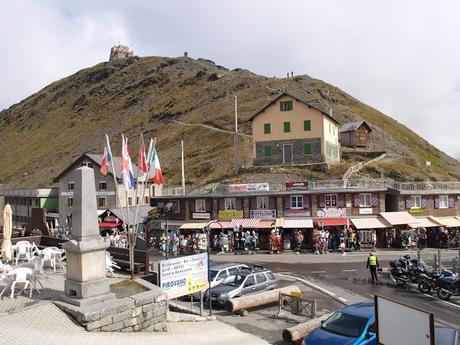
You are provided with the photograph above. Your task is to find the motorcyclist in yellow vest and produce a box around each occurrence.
[366,253,380,284]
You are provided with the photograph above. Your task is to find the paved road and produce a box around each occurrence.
[212,251,460,330]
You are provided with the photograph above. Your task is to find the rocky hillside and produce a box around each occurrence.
[1,54,459,188]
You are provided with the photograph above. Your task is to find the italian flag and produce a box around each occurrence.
[147,139,165,185]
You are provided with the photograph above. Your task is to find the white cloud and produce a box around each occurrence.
[1,0,459,157]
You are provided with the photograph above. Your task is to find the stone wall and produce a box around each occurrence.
[57,280,168,332]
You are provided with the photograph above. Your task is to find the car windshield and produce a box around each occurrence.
[321,311,368,338]
[222,274,247,287]
[210,270,219,280]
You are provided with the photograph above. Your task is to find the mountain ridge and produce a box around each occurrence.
[1,54,459,188]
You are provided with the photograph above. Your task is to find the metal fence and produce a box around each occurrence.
[418,248,460,274]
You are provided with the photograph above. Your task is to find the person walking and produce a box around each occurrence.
[366,252,380,284]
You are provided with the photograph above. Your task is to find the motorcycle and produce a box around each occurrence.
[417,270,453,294]
[389,261,410,286]
[437,275,460,301]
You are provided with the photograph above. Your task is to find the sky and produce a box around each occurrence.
[1,0,459,157]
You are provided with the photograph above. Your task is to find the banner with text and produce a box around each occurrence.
[250,209,276,219]
[159,253,209,299]
[229,183,269,193]
[218,210,244,219]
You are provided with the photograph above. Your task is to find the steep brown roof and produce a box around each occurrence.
[249,91,340,124]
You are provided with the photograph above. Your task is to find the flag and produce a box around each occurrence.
[138,134,148,175]
[147,143,165,185]
[100,134,113,176]
[121,135,135,190]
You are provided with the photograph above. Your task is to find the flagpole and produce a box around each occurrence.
[134,138,155,239]
[122,134,134,279]
[132,133,145,241]
[181,140,185,195]
[106,134,126,222]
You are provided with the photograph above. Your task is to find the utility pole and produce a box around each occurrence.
[234,95,239,175]
[181,140,185,195]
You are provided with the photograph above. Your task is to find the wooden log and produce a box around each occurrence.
[282,313,332,343]
[226,285,301,313]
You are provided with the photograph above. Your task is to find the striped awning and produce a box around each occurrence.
[210,221,231,229]
[408,217,441,229]
[179,222,208,230]
[380,212,417,225]
[257,220,276,229]
[229,219,260,228]
[283,219,314,229]
[429,216,460,228]
[351,217,391,229]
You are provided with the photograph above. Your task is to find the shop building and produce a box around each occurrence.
[0,188,58,229]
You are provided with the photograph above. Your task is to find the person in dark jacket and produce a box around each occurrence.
[366,253,380,284]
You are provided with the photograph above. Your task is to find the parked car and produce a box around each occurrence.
[303,301,376,345]
[210,265,278,307]
[193,263,249,300]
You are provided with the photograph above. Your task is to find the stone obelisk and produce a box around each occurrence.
[62,166,114,306]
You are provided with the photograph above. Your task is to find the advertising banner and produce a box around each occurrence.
[359,208,373,215]
[218,210,244,219]
[285,181,309,191]
[159,253,209,299]
[284,209,311,217]
[229,183,269,193]
[317,208,347,217]
[250,209,276,219]
[192,212,211,219]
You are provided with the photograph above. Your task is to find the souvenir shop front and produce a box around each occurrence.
[276,218,314,251]
[350,217,391,248]
[378,212,418,248]
[315,217,349,252]
[426,216,460,248]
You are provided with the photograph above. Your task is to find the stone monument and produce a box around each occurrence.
[62,166,114,306]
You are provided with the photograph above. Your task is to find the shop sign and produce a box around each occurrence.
[96,191,116,196]
[286,181,309,191]
[192,212,210,220]
[250,209,276,219]
[218,210,244,219]
[284,209,311,217]
[159,252,209,299]
[359,208,373,215]
[409,208,424,215]
[228,183,269,193]
[60,191,74,196]
[317,208,347,217]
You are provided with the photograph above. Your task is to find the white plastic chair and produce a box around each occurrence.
[14,242,32,265]
[41,247,58,271]
[10,267,34,299]
[106,252,120,277]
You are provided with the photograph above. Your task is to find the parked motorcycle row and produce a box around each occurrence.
[388,255,460,302]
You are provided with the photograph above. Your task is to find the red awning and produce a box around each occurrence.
[99,222,120,228]
[316,218,349,227]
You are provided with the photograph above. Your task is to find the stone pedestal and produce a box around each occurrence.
[62,167,114,306]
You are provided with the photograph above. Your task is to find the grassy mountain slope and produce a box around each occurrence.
[1,55,459,188]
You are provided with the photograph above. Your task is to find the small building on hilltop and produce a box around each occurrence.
[339,120,373,148]
[250,92,341,166]
[109,45,134,61]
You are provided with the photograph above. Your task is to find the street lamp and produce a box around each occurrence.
[204,219,223,316]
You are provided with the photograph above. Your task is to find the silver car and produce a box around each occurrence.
[210,266,278,307]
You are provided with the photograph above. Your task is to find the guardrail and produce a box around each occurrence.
[160,179,460,196]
